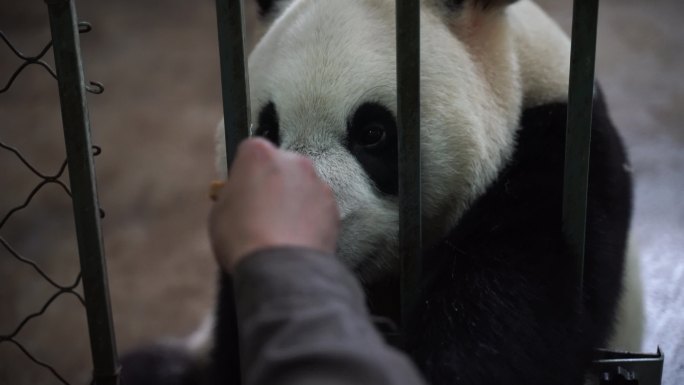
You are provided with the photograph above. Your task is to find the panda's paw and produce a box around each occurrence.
[119,344,208,385]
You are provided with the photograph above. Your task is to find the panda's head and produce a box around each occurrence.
[217,0,570,282]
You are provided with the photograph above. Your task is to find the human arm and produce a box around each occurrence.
[232,247,426,385]
[209,138,427,385]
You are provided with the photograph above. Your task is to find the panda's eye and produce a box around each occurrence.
[358,123,386,147]
[346,102,398,195]
[348,103,395,151]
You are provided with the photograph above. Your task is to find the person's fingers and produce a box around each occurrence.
[213,138,280,203]
[293,153,316,175]
[232,137,279,173]
[209,136,342,270]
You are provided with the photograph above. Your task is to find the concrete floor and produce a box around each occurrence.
[0,1,681,384]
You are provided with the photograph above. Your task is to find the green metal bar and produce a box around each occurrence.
[563,0,600,294]
[46,1,119,384]
[396,0,422,329]
[216,0,250,167]
[215,1,249,384]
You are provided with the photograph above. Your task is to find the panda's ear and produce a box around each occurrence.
[438,0,518,11]
[254,0,279,18]
[478,0,518,8]
[252,0,290,20]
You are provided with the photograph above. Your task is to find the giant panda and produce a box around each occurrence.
[121,0,643,384]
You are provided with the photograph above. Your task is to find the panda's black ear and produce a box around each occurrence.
[440,0,518,11]
[254,0,286,19]
[474,0,518,8]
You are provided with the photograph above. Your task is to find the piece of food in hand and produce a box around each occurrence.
[209,180,225,201]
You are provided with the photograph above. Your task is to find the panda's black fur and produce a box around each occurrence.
[398,91,631,384]
[121,1,634,384]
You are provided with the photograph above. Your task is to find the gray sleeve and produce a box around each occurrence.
[232,247,427,385]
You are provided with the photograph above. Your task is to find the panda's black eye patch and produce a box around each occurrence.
[347,103,398,195]
[254,102,280,146]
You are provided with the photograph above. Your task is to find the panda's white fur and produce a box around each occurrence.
[121,1,643,384]
[219,0,641,338]
[610,241,644,351]
[215,0,643,343]
[217,0,555,280]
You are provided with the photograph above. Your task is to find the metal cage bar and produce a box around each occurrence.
[565,2,666,380]
[396,0,423,329]
[45,0,120,384]
[215,1,250,384]
[563,0,600,294]
[216,0,251,167]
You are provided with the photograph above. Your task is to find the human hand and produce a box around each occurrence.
[209,138,340,272]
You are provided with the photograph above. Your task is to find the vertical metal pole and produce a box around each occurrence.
[216,0,250,166]
[396,0,422,328]
[563,0,600,294]
[215,1,249,384]
[46,1,119,384]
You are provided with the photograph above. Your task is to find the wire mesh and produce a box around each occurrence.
[1,22,103,96]
[0,15,110,385]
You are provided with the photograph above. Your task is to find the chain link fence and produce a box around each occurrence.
[1,1,119,384]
